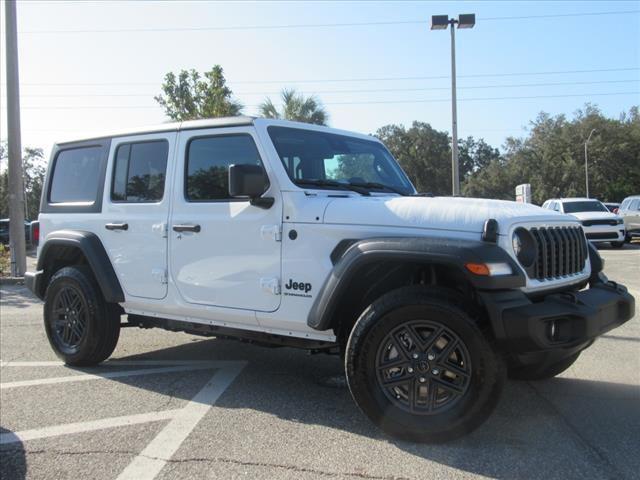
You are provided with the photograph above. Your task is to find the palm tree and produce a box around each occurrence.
[259,88,328,125]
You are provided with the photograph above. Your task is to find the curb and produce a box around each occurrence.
[0,277,24,285]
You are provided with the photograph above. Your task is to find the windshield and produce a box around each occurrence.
[267,126,415,195]
[563,201,609,213]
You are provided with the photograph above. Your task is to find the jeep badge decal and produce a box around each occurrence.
[284,279,313,298]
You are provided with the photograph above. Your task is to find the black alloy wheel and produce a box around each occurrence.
[50,285,89,354]
[375,320,472,415]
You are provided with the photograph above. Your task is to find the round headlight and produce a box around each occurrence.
[512,231,523,257]
[512,228,536,268]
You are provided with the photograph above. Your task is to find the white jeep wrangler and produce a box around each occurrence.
[26,117,634,442]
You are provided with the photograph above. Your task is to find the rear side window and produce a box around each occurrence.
[49,146,103,203]
[185,135,264,201]
[111,140,169,202]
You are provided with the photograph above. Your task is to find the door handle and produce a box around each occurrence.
[105,223,128,231]
[172,224,201,233]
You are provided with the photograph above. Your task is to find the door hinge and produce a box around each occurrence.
[152,222,168,238]
[260,277,281,295]
[260,224,282,242]
[152,268,168,285]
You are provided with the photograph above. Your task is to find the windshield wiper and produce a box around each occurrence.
[347,181,408,196]
[295,179,370,196]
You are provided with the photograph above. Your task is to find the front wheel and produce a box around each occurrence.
[44,266,121,366]
[345,286,505,443]
[611,241,624,249]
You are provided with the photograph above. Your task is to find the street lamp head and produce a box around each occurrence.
[457,14,476,28]
[431,15,450,30]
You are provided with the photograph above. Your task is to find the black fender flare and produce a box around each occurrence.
[307,236,525,331]
[33,230,124,303]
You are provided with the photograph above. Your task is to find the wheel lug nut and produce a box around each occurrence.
[412,353,418,359]
[407,367,414,373]
[432,368,440,375]
[419,377,426,383]
[427,353,435,361]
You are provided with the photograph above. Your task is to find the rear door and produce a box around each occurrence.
[101,132,175,299]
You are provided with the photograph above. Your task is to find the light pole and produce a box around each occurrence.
[584,128,596,198]
[431,14,475,196]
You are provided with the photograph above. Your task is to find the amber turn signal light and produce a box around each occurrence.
[464,263,491,276]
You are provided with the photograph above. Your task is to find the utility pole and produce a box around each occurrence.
[431,14,475,196]
[584,128,596,198]
[5,0,27,277]
[450,23,459,196]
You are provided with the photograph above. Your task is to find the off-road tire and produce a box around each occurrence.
[508,352,580,381]
[44,266,120,366]
[345,286,505,443]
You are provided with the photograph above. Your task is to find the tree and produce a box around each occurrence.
[376,122,453,195]
[463,105,640,203]
[0,143,46,220]
[259,88,328,125]
[155,66,243,121]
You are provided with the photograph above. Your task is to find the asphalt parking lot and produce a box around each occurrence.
[1,245,639,480]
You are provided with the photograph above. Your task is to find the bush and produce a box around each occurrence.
[0,244,10,276]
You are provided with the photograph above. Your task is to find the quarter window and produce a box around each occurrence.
[186,135,264,201]
[111,140,169,202]
[49,146,103,204]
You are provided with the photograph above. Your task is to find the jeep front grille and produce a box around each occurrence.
[529,226,587,280]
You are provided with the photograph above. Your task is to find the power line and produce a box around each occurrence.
[16,79,640,98]
[6,67,640,86]
[6,91,638,110]
[19,9,640,34]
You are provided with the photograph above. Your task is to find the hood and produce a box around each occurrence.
[323,196,571,234]
[566,211,620,221]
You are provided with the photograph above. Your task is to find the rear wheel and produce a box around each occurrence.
[611,241,624,249]
[44,266,120,366]
[345,286,504,443]
[508,352,580,381]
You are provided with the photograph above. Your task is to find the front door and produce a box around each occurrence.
[101,132,175,300]
[170,128,282,313]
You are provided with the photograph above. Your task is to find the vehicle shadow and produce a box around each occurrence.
[0,285,41,309]
[0,427,26,480]
[95,337,639,479]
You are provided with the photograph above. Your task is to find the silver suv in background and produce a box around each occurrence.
[618,195,640,242]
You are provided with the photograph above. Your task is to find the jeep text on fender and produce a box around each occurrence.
[26,117,635,442]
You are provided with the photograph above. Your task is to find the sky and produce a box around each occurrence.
[1,0,639,160]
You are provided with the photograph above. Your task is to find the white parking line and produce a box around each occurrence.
[0,409,180,445]
[0,364,220,389]
[0,360,227,367]
[116,362,246,480]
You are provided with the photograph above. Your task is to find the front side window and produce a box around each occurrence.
[562,201,609,214]
[268,126,415,195]
[186,135,264,201]
[49,146,103,203]
[111,140,168,202]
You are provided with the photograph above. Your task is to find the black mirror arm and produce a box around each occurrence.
[250,196,275,209]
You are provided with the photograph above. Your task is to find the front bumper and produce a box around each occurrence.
[583,225,625,242]
[481,280,635,354]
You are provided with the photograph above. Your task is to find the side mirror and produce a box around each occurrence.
[228,164,274,209]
